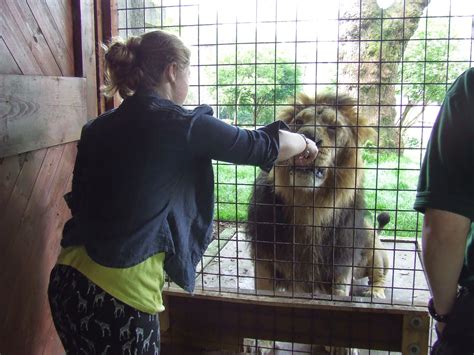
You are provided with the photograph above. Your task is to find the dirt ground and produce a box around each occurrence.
[189,224,434,354]
[197,225,430,304]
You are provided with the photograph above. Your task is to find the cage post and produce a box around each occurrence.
[401,313,430,355]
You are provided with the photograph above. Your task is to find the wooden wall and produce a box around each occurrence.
[0,1,97,354]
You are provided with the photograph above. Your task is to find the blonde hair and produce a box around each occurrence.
[102,30,191,98]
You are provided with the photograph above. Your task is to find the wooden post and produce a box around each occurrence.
[96,0,120,113]
[401,313,430,355]
[72,0,98,118]
[160,293,170,333]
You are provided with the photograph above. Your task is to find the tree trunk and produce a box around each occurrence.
[338,0,430,149]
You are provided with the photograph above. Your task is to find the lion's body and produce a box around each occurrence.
[246,93,389,297]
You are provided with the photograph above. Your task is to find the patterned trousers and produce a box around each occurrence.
[48,264,160,355]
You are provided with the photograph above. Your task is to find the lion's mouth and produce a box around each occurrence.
[290,165,326,180]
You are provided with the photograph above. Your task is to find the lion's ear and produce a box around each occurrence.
[335,96,375,145]
[277,93,313,124]
[277,105,297,123]
[296,93,315,106]
[357,125,376,145]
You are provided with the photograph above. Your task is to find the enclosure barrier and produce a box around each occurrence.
[160,288,429,354]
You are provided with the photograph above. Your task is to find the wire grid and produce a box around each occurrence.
[116,0,473,312]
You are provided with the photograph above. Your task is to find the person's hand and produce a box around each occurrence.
[295,136,318,166]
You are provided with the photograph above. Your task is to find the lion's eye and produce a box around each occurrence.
[327,125,337,131]
[294,118,304,125]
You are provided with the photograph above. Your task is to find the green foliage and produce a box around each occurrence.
[399,18,466,105]
[213,163,258,221]
[363,149,421,237]
[214,149,422,238]
[209,49,303,125]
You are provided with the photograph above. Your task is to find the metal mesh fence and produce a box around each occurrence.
[115,0,473,352]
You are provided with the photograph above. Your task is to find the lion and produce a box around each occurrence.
[246,93,390,299]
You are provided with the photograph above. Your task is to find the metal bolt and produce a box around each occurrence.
[410,316,422,328]
[408,343,420,354]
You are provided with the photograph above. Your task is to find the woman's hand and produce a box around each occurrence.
[294,135,318,167]
[276,130,318,163]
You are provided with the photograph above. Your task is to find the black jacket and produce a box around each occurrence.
[61,89,287,292]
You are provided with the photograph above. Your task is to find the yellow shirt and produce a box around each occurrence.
[57,246,165,314]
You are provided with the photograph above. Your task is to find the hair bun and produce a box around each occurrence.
[102,30,190,99]
[105,36,141,71]
[126,36,142,59]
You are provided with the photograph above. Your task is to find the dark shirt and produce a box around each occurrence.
[414,68,474,288]
[61,89,288,292]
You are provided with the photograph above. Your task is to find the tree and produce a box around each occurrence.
[209,49,303,126]
[338,0,431,148]
[397,19,467,140]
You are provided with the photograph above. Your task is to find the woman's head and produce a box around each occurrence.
[102,30,191,102]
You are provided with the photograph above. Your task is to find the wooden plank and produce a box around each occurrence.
[1,144,66,354]
[98,0,120,113]
[0,1,78,354]
[20,144,74,354]
[0,3,42,75]
[0,155,22,211]
[83,0,99,118]
[45,0,74,61]
[37,144,75,355]
[0,38,23,212]
[72,0,98,118]
[164,288,429,316]
[4,0,62,76]
[96,0,106,113]
[0,37,22,74]
[0,149,47,328]
[27,0,75,76]
[0,74,87,158]
[162,291,406,352]
[71,0,83,77]
[0,146,70,354]
[0,146,73,354]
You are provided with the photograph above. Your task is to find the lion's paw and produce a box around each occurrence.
[362,287,386,299]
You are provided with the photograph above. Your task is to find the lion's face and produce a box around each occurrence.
[290,105,355,187]
[276,94,373,189]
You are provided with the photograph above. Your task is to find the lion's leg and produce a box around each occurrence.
[245,260,280,353]
[364,239,388,299]
[333,268,351,297]
[367,250,388,299]
[254,260,275,293]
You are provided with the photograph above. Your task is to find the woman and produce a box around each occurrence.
[48,30,318,354]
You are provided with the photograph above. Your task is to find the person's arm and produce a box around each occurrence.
[422,208,471,331]
[188,114,317,170]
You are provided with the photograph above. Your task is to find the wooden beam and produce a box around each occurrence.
[162,288,430,352]
[72,0,98,118]
[96,0,117,113]
[97,0,120,113]
[0,74,87,158]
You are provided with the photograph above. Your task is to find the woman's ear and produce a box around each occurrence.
[165,62,178,83]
